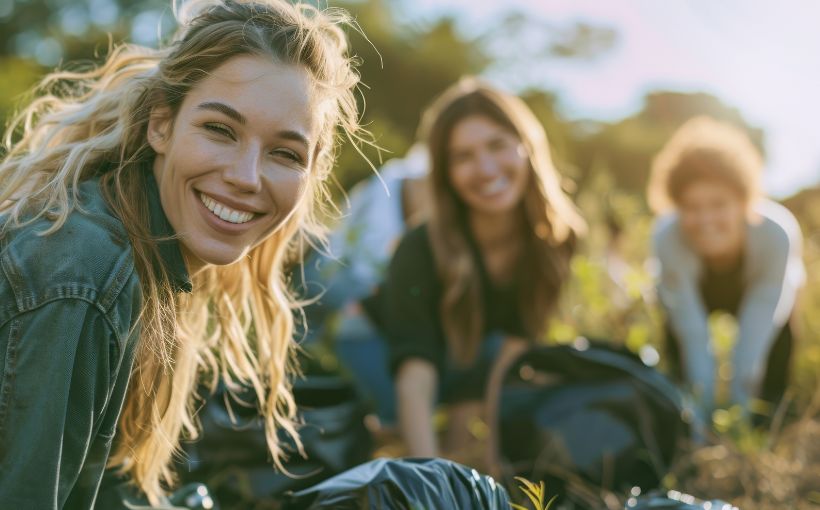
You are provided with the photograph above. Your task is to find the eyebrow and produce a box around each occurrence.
[197,101,245,124]
[277,130,311,150]
[196,101,311,149]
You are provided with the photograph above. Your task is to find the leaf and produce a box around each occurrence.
[513,477,544,508]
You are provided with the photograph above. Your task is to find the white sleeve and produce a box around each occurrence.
[732,206,805,406]
[652,216,715,409]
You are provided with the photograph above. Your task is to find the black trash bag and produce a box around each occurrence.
[283,458,511,510]
[499,340,695,506]
[625,490,738,509]
[177,356,373,508]
[97,470,218,510]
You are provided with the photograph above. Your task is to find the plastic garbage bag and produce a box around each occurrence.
[499,340,695,503]
[96,471,218,510]
[625,490,739,509]
[177,355,373,506]
[283,458,511,510]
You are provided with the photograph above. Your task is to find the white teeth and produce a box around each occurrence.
[199,192,255,224]
[481,178,508,196]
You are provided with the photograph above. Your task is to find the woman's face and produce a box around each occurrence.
[677,179,747,262]
[148,55,318,270]
[447,115,530,215]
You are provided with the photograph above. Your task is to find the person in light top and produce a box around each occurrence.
[648,116,805,419]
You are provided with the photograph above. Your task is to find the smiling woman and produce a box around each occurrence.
[382,78,586,465]
[147,56,315,269]
[0,0,363,508]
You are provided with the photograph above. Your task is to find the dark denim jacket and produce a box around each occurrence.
[0,174,190,509]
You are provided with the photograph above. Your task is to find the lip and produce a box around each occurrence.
[194,189,266,235]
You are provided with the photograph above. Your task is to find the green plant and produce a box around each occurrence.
[510,477,557,510]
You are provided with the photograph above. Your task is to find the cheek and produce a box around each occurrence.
[254,174,309,246]
[505,152,529,178]
[513,160,530,184]
[448,165,471,195]
[679,211,703,238]
[724,211,746,239]
[274,173,311,215]
[679,208,697,225]
[507,157,530,195]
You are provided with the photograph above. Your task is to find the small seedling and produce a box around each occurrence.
[510,477,557,510]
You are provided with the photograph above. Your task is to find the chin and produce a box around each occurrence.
[697,244,731,259]
[190,245,248,267]
[477,200,518,215]
[465,193,510,211]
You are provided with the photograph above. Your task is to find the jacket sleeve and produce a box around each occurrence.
[0,299,117,509]
[732,216,805,406]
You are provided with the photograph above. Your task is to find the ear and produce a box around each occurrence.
[147,106,173,155]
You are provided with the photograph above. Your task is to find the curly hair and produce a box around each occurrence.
[647,115,763,214]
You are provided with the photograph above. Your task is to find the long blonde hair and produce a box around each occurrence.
[0,0,363,502]
[419,78,585,364]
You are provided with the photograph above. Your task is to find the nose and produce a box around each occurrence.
[475,150,500,177]
[223,145,262,193]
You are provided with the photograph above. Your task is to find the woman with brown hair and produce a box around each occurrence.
[0,0,364,507]
[648,116,805,420]
[381,78,585,460]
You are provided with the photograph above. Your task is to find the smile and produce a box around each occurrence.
[199,192,256,224]
[480,177,509,196]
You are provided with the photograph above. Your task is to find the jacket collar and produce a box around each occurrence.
[145,172,193,294]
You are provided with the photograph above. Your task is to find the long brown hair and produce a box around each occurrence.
[419,78,585,364]
[0,0,363,502]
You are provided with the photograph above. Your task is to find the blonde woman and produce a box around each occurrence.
[0,0,363,507]
[381,79,585,461]
[648,116,805,419]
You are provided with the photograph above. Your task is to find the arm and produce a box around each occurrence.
[381,227,445,456]
[395,358,439,457]
[484,336,529,478]
[732,216,805,406]
[652,218,716,411]
[0,300,116,508]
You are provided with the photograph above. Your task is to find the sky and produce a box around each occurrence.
[395,0,820,198]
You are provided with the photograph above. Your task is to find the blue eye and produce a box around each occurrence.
[204,122,235,140]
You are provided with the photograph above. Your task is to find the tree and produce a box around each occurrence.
[569,91,765,197]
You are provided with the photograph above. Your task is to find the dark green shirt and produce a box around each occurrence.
[382,224,526,380]
[0,174,190,509]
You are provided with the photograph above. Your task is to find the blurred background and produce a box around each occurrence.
[1,0,818,507]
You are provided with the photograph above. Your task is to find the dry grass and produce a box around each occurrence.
[669,398,820,509]
[370,393,820,508]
